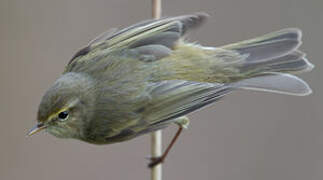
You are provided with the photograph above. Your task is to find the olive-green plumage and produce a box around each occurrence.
[33,13,313,144]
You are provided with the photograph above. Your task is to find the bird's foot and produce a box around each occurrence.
[148,156,164,168]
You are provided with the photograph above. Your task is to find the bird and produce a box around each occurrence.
[28,12,314,167]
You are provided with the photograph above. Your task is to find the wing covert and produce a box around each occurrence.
[68,13,209,65]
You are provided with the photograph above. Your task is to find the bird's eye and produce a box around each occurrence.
[58,111,69,121]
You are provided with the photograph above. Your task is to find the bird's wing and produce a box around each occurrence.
[136,80,232,128]
[65,13,208,70]
[90,80,232,142]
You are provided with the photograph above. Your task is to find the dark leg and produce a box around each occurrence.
[148,125,183,168]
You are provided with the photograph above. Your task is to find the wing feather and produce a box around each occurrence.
[67,13,208,66]
[138,80,232,126]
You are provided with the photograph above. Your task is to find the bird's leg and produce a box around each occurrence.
[148,116,189,168]
[148,126,183,168]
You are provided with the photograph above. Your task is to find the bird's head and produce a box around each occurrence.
[28,72,96,139]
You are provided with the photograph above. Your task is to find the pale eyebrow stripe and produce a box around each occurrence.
[47,99,79,121]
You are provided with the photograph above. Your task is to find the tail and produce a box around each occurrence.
[220,28,314,96]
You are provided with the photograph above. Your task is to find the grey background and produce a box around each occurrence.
[1,0,322,180]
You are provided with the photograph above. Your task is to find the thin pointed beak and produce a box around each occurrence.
[27,123,47,136]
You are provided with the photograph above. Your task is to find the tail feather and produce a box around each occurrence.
[232,73,312,96]
[240,50,314,75]
[219,28,314,95]
[222,28,302,62]
[268,59,312,73]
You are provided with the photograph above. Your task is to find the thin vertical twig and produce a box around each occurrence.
[152,0,161,19]
[151,2,162,180]
[151,131,162,180]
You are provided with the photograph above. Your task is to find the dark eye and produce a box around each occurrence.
[58,111,69,121]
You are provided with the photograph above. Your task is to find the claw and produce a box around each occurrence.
[148,156,164,168]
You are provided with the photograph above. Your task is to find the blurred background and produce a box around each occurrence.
[1,0,322,180]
